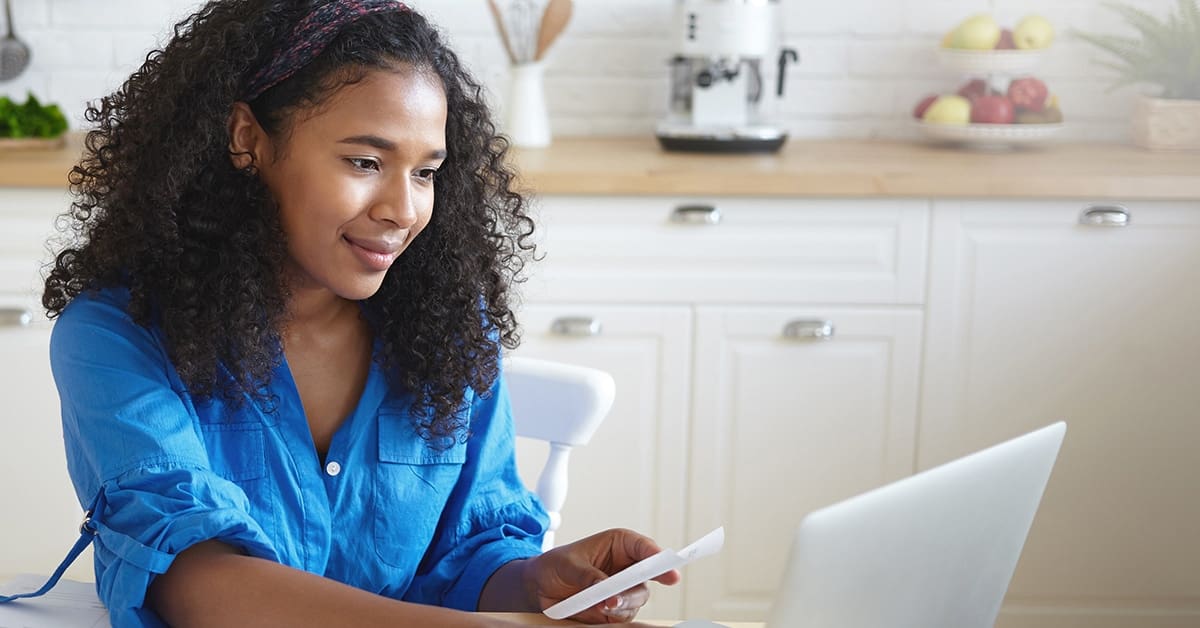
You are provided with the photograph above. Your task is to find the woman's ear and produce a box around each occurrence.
[227,102,267,171]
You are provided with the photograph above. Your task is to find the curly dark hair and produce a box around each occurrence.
[42,0,535,444]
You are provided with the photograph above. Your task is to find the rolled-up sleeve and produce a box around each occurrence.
[404,361,549,610]
[50,291,278,627]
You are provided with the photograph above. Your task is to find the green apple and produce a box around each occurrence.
[1013,14,1054,49]
[951,14,1001,50]
[923,95,972,125]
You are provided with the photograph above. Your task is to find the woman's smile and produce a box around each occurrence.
[343,233,403,272]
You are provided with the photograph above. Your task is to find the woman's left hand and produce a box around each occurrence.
[524,528,682,624]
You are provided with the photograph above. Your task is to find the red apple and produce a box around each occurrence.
[996,29,1016,49]
[957,79,990,102]
[1008,77,1049,112]
[913,94,939,119]
[970,94,1016,124]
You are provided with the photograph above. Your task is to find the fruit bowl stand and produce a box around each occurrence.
[914,120,1063,149]
[935,48,1045,77]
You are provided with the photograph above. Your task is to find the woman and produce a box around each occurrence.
[36,1,677,625]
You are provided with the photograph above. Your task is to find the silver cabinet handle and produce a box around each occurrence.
[550,317,602,337]
[1080,204,1130,227]
[670,204,722,226]
[783,319,835,341]
[0,308,33,328]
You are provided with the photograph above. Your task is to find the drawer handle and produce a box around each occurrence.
[0,308,33,328]
[550,317,602,337]
[783,319,835,341]
[669,204,722,226]
[1079,204,1130,227]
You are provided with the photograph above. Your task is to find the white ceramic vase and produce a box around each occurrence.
[505,62,551,148]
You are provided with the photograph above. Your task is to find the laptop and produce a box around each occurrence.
[678,421,1066,628]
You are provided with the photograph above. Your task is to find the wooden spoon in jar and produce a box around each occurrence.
[486,0,518,64]
[535,0,573,62]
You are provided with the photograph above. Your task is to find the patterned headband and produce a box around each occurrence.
[244,0,411,101]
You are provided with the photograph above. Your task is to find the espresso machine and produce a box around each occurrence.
[656,0,798,153]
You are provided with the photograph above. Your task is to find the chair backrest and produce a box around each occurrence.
[504,356,615,551]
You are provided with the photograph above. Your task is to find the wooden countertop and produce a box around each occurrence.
[510,137,1200,200]
[4,133,1198,200]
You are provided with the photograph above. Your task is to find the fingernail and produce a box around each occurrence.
[601,595,625,613]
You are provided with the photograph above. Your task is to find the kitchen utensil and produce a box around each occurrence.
[486,0,517,64]
[509,0,536,63]
[0,0,31,82]
[534,0,572,61]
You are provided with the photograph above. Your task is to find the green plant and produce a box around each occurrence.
[0,92,69,138]
[1073,0,1200,100]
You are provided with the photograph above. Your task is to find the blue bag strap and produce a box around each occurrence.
[0,493,101,604]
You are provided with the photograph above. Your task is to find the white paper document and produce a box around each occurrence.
[543,526,725,620]
[0,574,108,628]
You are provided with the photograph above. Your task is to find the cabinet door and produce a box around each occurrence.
[0,299,93,582]
[0,190,91,581]
[509,303,692,620]
[685,306,923,620]
[921,201,1200,628]
[0,188,68,295]
[526,196,928,305]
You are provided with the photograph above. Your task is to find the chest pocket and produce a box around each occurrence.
[374,413,467,568]
[199,421,279,535]
[199,422,266,482]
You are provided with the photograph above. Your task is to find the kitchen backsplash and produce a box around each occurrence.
[0,0,1175,141]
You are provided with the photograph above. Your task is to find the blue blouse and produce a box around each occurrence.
[49,287,548,627]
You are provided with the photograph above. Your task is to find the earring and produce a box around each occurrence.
[229,149,258,175]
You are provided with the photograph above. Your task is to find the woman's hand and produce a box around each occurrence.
[524,528,682,624]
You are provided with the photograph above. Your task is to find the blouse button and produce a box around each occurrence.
[325,461,342,477]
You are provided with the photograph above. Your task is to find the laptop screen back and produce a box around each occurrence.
[766,422,1066,628]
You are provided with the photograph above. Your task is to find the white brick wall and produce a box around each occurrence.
[0,0,1177,142]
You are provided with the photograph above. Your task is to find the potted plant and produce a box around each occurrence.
[1074,0,1200,151]
[0,92,69,150]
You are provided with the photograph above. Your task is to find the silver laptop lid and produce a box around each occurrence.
[767,422,1066,628]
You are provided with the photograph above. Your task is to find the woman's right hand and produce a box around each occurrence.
[519,528,682,624]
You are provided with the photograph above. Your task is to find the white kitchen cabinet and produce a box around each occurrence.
[518,195,930,620]
[508,303,692,619]
[921,200,1200,628]
[684,305,924,620]
[521,196,929,305]
[0,188,69,296]
[0,188,92,581]
[0,301,94,582]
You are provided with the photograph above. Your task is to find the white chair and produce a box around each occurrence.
[504,356,615,551]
